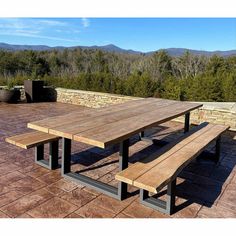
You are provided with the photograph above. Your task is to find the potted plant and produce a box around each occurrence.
[0,80,21,103]
[24,79,44,103]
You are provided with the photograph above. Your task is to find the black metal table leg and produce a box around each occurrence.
[62,138,71,174]
[61,137,130,200]
[49,140,59,170]
[118,139,129,200]
[184,112,190,133]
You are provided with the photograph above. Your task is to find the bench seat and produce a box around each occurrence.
[6,131,61,170]
[116,123,229,214]
[6,131,60,149]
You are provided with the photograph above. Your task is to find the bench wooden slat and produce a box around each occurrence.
[73,102,202,148]
[5,131,60,149]
[116,124,228,193]
[115,123,214,185]
[48,99,178,139]
[133,124,228,193]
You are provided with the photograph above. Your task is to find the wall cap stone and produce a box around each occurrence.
[191,101,236,114]
[55,87,142,100]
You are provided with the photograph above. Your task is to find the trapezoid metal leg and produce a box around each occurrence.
[62,138,71,175]
[49,140,59,170]
[61,138,130,200]
[140,179,176,215]
[184,112,190,133]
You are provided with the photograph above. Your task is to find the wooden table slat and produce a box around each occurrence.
[28,98,158,132]
[48,99,178,138]
[73,102,202,148]
[27,98,202,148]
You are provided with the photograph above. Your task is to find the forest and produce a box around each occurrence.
[0,48,235,101]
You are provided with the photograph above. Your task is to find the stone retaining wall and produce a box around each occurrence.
[55,87,140,108]
[55,88,236,131]
[175,102,236,131]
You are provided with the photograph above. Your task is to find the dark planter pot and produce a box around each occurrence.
[24,80,44,103]
[0,89,21,103]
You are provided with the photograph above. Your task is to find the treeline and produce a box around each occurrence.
[0,48,235,101]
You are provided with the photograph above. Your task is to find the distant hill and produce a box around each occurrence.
[0,42,236,57]
[153,48,236,57]
[0,42,143,55]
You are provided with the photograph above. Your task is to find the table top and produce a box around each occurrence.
[28,98,202,148]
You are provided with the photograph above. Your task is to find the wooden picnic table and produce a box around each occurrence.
[27,98,202,200]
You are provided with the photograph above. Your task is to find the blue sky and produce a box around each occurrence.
[0,18,235,52]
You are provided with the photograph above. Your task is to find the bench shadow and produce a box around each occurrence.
[148,146,236,214]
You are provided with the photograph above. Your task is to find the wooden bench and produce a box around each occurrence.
[6,131,60,170]
[115,123,229,214]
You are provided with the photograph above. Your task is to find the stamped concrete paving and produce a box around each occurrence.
[0,102,236,218]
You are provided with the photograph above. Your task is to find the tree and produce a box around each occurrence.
[0,48,235,102]
[222,73,236,101]
[206,54,226,76]
[172,51,206,79]
[149,50,172,81]
[161,77,181,100]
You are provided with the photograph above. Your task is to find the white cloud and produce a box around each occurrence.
[15,29,41,34]
[0,30,79,42]
[0,18,80,43]
[38,19,68,26]
[0,18,68,32]
[0,18,30,29]
[81,18,90,28]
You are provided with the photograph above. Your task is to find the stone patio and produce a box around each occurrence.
[0,102,236,218]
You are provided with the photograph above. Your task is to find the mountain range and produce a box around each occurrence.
[0,42,236,57]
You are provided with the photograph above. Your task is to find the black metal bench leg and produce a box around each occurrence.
[49,140,59,170]
[35,144,44,162]
[166,179,176,215]
[61,138,71,175]
[184,112,190,133]
[140,179,176,215]
[35,142,59,170]
[140,189,149,200]
[215,136,221,163]
[118,139,129,200]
